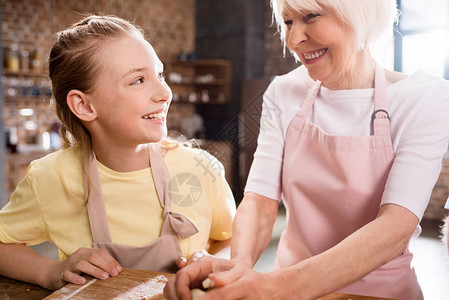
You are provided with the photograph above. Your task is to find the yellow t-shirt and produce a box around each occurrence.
[0,145,236,260]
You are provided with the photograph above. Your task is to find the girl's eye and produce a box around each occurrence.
[131,77,144,85]
[158,72,166,81]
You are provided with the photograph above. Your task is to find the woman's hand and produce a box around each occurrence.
[165,260,288,300]
[197,269,289,300]
[164,256,248,300]
[47,247,122,290]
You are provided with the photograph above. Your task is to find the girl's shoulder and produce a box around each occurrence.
[28,146,82,174]
[164,143,225,178]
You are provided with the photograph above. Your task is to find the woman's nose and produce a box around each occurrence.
[286,22,307,48]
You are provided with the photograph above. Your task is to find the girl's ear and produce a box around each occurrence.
[66,90,97,122]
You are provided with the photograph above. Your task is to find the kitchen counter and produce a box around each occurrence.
[0,269,396,299]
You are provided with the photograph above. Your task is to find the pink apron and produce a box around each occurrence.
[277,65,423,299]
[83,146,199,273]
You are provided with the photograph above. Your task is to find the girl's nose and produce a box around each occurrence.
[152,80,172,103]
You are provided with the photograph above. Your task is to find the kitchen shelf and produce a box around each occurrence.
[3,70,48,77]
[167,59,231,105]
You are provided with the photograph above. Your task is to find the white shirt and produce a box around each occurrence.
[245,65,449,220]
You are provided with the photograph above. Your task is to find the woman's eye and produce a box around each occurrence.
[305,13,320,21]
[284,20,293,27]
[131,77,144,85]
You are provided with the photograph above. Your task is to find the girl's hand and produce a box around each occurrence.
[48,248,121,290]
[176,250,210,269]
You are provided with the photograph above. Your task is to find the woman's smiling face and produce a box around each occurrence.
[282,6,359,86]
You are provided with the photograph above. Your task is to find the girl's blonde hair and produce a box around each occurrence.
[49,15,145,195]
[49,15,144,152]
[271,0,399,50]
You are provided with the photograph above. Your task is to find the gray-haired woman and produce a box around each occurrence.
[165,0,449,299]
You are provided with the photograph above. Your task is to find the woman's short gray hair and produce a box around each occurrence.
[271,0,399,50]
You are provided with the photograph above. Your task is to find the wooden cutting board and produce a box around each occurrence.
[43,268,395,300]
[44,268,174,300]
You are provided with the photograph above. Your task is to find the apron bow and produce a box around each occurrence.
[164,210,199,239]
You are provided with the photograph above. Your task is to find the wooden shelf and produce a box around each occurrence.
[167,59,231,105]
[3,70,48,77]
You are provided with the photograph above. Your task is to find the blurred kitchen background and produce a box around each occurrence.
[1,0,449,298]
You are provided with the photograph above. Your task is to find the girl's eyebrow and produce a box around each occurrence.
[121,67,146,78]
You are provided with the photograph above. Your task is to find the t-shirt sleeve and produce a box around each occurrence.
[208,157,236,241]
[0,164,49,245]
[244,78,285,201]
[381,83,449,220]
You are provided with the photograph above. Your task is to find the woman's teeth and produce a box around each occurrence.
[142,112,164,120]
[303,49,326,60]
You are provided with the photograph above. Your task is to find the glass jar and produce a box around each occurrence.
[30,48,44,71]
[6,44,20,72]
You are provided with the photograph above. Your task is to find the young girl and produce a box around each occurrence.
[0,15,235,291]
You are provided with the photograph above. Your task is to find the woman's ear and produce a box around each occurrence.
[66,90,97,122]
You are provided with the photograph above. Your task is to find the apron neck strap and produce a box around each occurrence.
[84,150,113,243]
[298,80,322,119]
[299,63,390,137]
[372,63,391,136]
[84,145,199,244]
[149,145,199,239]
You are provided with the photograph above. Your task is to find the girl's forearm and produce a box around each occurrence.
[0,242,58,290]
[230,192,279,267]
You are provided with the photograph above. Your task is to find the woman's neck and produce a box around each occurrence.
[322,50,376,90]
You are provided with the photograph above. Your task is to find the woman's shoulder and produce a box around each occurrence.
[270,64,314,89]
[389,69,449,93]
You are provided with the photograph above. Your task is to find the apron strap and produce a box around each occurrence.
[84,145,199,244]
[372,64,391,137]
[298,80,322,119]
[84,151,113,243]
[149,145,199,239]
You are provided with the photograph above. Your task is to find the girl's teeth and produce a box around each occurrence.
[142,112,164,120]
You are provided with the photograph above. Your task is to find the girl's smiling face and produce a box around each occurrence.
[86,34,172,148]
[282,6,360,88]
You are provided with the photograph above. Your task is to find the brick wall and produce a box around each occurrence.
[2,0,196,143]
[264,0,298,77]
[2,0,195,66]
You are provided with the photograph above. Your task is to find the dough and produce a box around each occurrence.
[191,288,206,300]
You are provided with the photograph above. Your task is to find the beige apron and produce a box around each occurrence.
[83,146,199,273]
[277,65,423,299]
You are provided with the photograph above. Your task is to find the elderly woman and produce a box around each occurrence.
[164,0,449,299]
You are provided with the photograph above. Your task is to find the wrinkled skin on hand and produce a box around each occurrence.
[164,255,288,300]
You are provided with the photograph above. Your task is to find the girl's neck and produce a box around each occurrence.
[92,143,150,172]
[322,50,376,90]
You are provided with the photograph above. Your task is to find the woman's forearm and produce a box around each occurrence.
[230,192,279,267]
[274,204,419,299]
[0,242,58,289]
